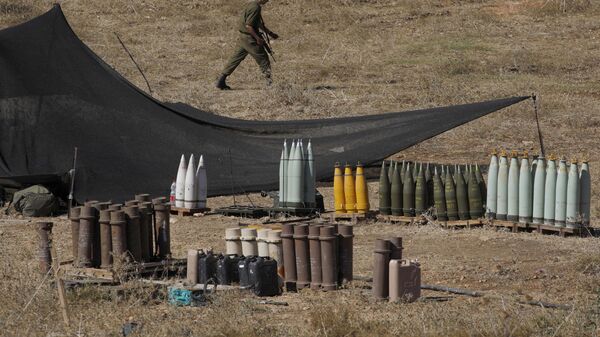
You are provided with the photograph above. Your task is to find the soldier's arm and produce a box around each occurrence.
[245,25,264,45]
[260,22,278,39]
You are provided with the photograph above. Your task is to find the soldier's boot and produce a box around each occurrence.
[265,73,272,88]
[215,74,231,90]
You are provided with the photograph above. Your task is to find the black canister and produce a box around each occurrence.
[251,257,280,296]
[238,256,254,289]
[216,254,241,285]
[197,251,217,284]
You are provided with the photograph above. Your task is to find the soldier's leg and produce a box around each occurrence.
[221,45,249,76]
[243,38,272,85]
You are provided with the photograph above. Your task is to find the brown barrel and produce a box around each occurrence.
[124,206,143,262]
[125,200,139,207]
[373,239,391,299]
[36,222,53,275]
[388,237,403,260]
[281,223,297,291]
[94,202,111,211]
[153,202,171,259]
[99,210,113,269]
[110,210,127,261]
[77,206,95,267]
[69,206,81,264]
[108,204,122,211]
[137,202,152,261]
[84,200,99,207]
[308,225,322,290]
[319,226,337,291]
[135,194,151,202]
[293,224,311,289]
[338,224,353,283]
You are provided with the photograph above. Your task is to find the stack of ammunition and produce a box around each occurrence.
[175,154,207,209]
[278,139,317,209]
[379,160,486,220]
[372,237,421,302]
[333,162,370,214]
[486,150,591,228]
[69,194,171,269]
[223,223,352,292]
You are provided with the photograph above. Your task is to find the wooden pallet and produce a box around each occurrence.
[489,220,530,233]
[170,206,211,216]
[59,258,187,283]
[528,223,584,237]
[376,214,427,225]
[439,218,484,229]
[321,211,376,224]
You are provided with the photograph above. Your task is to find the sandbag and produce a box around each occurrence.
[12,185,59,217]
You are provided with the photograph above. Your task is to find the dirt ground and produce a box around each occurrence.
[1,183,599,337]
[2,0,600,336]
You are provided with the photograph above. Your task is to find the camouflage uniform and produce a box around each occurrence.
[219,1,271,87]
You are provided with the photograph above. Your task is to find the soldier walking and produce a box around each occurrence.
[215,0,278,90]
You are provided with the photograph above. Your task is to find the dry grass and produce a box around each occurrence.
[2,0,600,336]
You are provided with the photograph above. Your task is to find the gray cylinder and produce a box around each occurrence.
[225,227,242,256]
[566,161,580,228]
[532,157,546,224]
[544,158,557,225]
[99,210,113,269]
[554,159,568,227]
[338,224,353,284]
[124,206,143,262]
[485,152,498,219]
[319,226,337,291]
[373,239,390,299]
[70,206,81,264]
[579,161,591,226]
[110,210,127,262]
[77,206,95,267]
[281,224,297,291]
[268,229,284,278]
[496,154,509,220]
[240,228,258,257]
[293,224,311,289]
[37,222,53,275]
[187,249,198,285]
[507,155,520,222]
[308,225,322,289]
[257,228,271,257]
[518,157,532,224]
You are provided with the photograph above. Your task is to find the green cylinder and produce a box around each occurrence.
[433,167,447,221]
[378,161,391,215]
[445,168,458,221]
[455,167,469,220]
[390,162,403,216]
[415,164,426,215]
[403,163,415,216]
[468,170,483,219]
[400,161,406,185]
[475,164,486,205]
[425,163,433,208]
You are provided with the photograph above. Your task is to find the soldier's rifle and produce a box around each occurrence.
[259,30,275,62]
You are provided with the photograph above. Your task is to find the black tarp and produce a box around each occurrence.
[0,5,529,203]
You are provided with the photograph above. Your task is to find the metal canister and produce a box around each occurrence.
[36,222,53,275]
[109,210,127,262]
[338,224,353,283]
[373,239,390,299]
[99,210,113,269]
[225,228,242,256]
[69,206,81,264]
[77,206,95,267]
[389,259,421,303]
[281,224,297,291]
[308,225,322,289]
[124,206,143,262]
[153,202,171,259]
[319,225,337,291]
[293,224,311,289]
[388,237,403,260]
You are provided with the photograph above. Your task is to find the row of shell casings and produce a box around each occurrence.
[486,151,591,227]
[333,162,370,213]
[372,237,421,302]
[279,139,316,208]
[379,160,486,220]
[227,223,354,291]
[69,194,171,269]
[185,251,280,296]
[174,153,207,209]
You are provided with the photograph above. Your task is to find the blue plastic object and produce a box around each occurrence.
[168,287,192,306]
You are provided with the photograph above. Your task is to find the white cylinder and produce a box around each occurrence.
[518,157,532,224]
[175,154,187,208]
[532,157,546,224]
[566,161,580,228]
[279,141,288,207]
[267,230,283,267]
[196,155,207,209]
[240,228,258,257]
[507,156,520,222]
[543,159,557,225]
[186,249,198,285]
[225,227,242,256]
[304,140,316,208]
[579,162,591,226]
[184,154,197,209]
[554,160,568,227]
[496,155,509,220]
[486,154,498,218]
[257,228,271,257]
